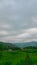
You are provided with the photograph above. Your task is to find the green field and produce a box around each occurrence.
[0,49,37,65]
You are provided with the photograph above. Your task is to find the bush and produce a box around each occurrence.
[0,51,3,59]
[25,53,32,65]
[4,61,12,65]
[16,53,32,65]
[0,63,3,65]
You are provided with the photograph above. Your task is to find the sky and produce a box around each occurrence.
[0,0,37,43]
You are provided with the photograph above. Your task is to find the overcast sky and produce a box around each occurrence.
[0,0,37,43]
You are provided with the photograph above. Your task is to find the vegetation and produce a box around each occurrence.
[0,42,37,65]
[4,61,12,65]
[25,53,32,65]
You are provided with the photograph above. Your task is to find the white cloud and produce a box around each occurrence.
[17,33,30,38]
[0,28,37,43]
[14,28,37,42]
[17,28,37,38]
[0,30,8,35]
[26,28,37,34]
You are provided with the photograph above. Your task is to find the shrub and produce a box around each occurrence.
[0,51,2,59]
[16,53,32,65]
[4,61,12,65]
[25,53,32,65]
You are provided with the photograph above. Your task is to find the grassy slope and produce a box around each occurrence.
[0,51,26,65]
[0,49,37,65]
[0,42,37,65]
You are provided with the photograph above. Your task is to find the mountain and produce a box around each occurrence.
[15,41,37,48]
[0,41,37,48]
[0,42,17,50]
[0,42,16,47]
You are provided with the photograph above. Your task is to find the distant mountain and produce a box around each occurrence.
[0,41,37,48]
[15,41,37,48]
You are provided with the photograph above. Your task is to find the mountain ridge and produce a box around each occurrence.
[0,41,37,48]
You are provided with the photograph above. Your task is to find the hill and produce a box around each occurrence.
[0,41,37,50]
[0,42,19,50]
[15,41,37,48]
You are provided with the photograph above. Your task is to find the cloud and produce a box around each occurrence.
[0,28,37,43]
[14,28,37,42]
[32,17,37,23]
[0,23,10,29]
[17,33,30,38]
[0,0,37,43]
[26,28,37,34]
[0,30,8,35]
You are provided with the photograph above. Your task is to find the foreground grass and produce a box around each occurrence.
[0,49,37,65]
[0,51,26,65]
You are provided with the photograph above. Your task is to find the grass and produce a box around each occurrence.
[0,49,37,65]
